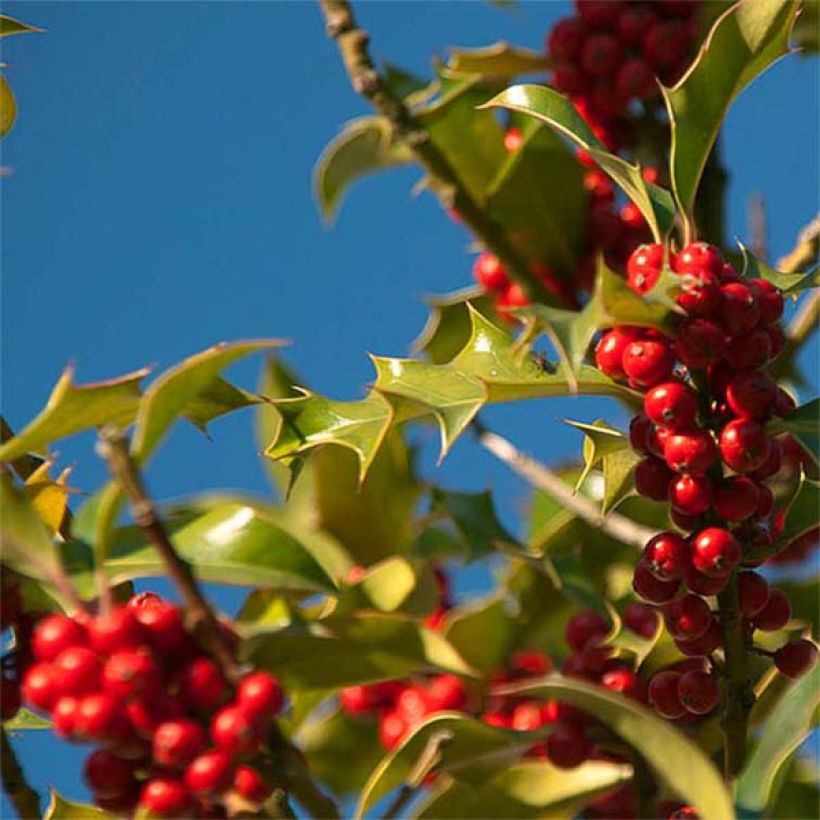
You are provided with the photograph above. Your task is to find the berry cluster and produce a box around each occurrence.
[594,240,818,718]
[19,592,284,817]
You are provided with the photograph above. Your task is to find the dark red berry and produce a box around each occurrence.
[83,750,137,800]
[719,419,771,474]
[623,603,659,638]
[664,430,718,474]
[675,319,725,370]
[719,283,761,335]
[725,329,771,370]
[547,17,586,60]
[633,561,680,603]
[685,566,729,596]
[581,33,623,76]
[565,609,609,652]
[576,1,624,27]
[725,371,778,420]
[748,278,784,325]
[233,765,272,804]
[677,670,719,715]
[616,58,657,100]
[664,594,712,641]
[675,616,722,657]
[547,722,589,769]
[617,4,657,44]
[648,671,686,719]
[635,456,675,501]
[737,571,770,618]
[749,439,782,481]
[774,640,818,679]
[669,474,712,515]
[692,528,740,577]
[712,477,760,522]
[643,532,689,581]
[643,21,688,69]
[752,588,791,631]
[629,413,654,454]
[754,484,774,519]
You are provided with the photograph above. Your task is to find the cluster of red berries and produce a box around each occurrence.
[1,573,30,724]
[19,592,284,818]
[594,240,818,718]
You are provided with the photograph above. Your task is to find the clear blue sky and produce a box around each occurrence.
[1,1,818,810]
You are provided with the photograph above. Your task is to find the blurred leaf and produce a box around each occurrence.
[792,0,819,52]
[0,14,42,37]
[432,488,519,560]
[602,448,642,514]
[502,674,733,820]
[448,42,549,77]
[550,552,609,614]
[0,75,16,138]
[244,615,475,691]
[355,713,533,818]
[735,664,820,813]
[3,708,51,730]
[776,578,819,626]
[0,366,150,463]
[383,64,427,98]
[314,116,413,223]
[663,0,799,221]
[771,473,819,552]
[265,308,638,482]
[563,418,627,490]
[45,792,108,820]
[338,556,438,617]
[444,597,517,674]
[23,463,71,536]
[770,400,819,466]
[481,85,675,241]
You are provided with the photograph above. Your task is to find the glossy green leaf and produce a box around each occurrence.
[265,308,638,481]
[771,473,819,552]
[3,708,51,730]
[735,664,820,813]
[740,243,818,294]
[770,399,819,466]
[448,42,550,77]
[64,497,336,594]
[314,116,413,223]
[416,759,632,819]
[347,556,439,617]
[243,615,475,691]
[45,792,108,820]
[501,674,733,820]
[776,578,819,626]
[182,376,262,436]
[444,597,517,674]
[356,713,533,818]
[602,448,642,514]
[0,74,16,138]
[663,0,799,223]
[549,552,610,614]
[0,365,150,463]
[563,418,627,490]
[0,14,42,37]
[481,84,676,241]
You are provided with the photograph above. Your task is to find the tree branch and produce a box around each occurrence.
[1,727,41,820]
[317,0,559,306]
[474,425,657,550]
[776,214,820,273]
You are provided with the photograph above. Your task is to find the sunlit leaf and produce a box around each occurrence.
[602,448,642,514]
[444,597,517,674]
[739,241,818,294]
[0,74,17,138]
[45,792,108,820]
[563,418,627,491]
[0,14,43,37]
[481,84,676,241]
[183,376,262,436]
[23,463,71,536]
[3,708,51,730]
[448,42,550,77]
[663,0,799,224]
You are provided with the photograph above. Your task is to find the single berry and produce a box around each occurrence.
[473,252,509,293]
[633,561,680,603]
[685,566,729,596]
[153,719,207,769]
[725,329,771,370]
[233,765,272,804]
[616,57,656,100]
[645,382,698,429]
[622,338,675,388]
[426,674,467,711]
[750,438,783,481]
[53,646,102,698]
[692,528,741,577]
[719,419,771,474]
[664,595,712,641]
[725,371,778,420]
[664,430,718,474]
[643,21,688,69]
[576,1,623,27]
[601,667,643,699]
[565,609,609,652]
[51,696,80,738]
[617,4,657,44]
[139,777,193,817]
[237,671,284,720]
[83,750,137,800]
[581,33,623,76]
[774,640,818,679]
[74,692,129,743]
[133,602,186,653]
[623,603,659,638]
[584,169,614,204]
[737,571,770,618]
[511,702,547,731]
[503,127,523,153]
[626,243,663,293]
[635,456,675,501]
[748,278,784,324]
[21,663,59,712]
[648,671,686,719]
[752,588,791,631]
[32,615,87,662]
[719,283,761,335]
[629,413,654,455]
[669,474,712,516]
[675,319,725,370]
[755,484,774,519]
[547,722,589,769]
[643,532,689,581]
[87,607,146,655]
[184,750,234,795]
[675,617,722,657]
[547,17,586,60]
[102,648,162,701]
[210,705,260,756]
[676,272,721,317]
[379,710,407,749]
[178,657,227,712]
[673,243,724,277]
[677,670,719,715]
[712,477,760,522]
[127,591,163,609]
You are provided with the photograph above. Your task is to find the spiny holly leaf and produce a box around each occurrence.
[740,242,818,294]
[481,84,676,241]
[735,664,820,813]
[314,116,414,223]
[444,597,517,674]
[0,75,16,138]
[770,473,819,552]
[182,376,262,436]
[770,399,819,466]
[663,0,799,224]
[563,418,627,490]
[383,63,427,99]
[23,462,72,535]
[793,0,819,52]
[45,792,108,820]
[0,365,150,463]
[243,615,475,691]
[0,14,42,37]
[500,674,734,820]
[447,42,550,77]
[265,309,638,482]
[3,708,51,730]
[355,713,534,819]
[602,448,642,514]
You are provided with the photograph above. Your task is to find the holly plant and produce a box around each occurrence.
[1,1,819,819]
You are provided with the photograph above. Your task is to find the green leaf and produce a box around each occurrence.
[735,664,820,813]
[771,473,819,552]
[3,708,51,730]
[447,42,550,77]
[0,14,43,37]
[383,64,428,99]
[740,242,818,294]
[481,84,676,241]
[45,792,109,820]
[0,366,150,463]
[444,597,517,674]
[265,308,638,481]
[770,399,819,466]
[663,0,799,223]
[500,673,734,820]
[432,488,519,560]
[416,759,633,819]
[792,0,819,52]
[314,116,413,223]
[182,376,262,436]
[602,448,642,514]
[563,418,627,490]
[0,74,16,138]
[243,615,475,691]
[345,556,439,617]
[355,713,534,819]
[63,496,336,595]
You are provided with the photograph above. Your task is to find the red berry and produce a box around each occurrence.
[552,61,589,95]
[548,17,586,60]
[669,474,712,516]
[565,609,609,652]
[511,702,547,731]
[719,419,771,474]
[750,439,782,481]
[664,594,712,641]
[140,777,193,817]
[629,413,654,454]
[379,710,408,749]
[32,615,88,662]
[664,430,718,474]
[737,571,770,618]
[497,282,529,314]
[153,720,207,769]
[670,506,702,533]
[473,252,509,293]
[623,603,659,638]
[547,722,589,769]
[643,532,689,581]
[21,663,60,712]
[601,667,643,699]
[83,750,137,800]
[675,319,725,370]
[237,671,284,720]
[87,607,146,655]
[617,4,657,44]
[622,339,675,388]
[51,696,80,738]
[509,650,552,677]
[127,591,163,609]
[648,671,686,719]
[725,371,778,420]
[748,278,784,324]
[635,456,675,501]
[133,602,186,653]
[752,588,791,631]
[620,201,647,230]
[754,484,774,519]
[725,329,771,370]
[53,646,102,697]
[676,270,721,317]
[178,657,227,712]
[616,58,658,101]
[503,127,523,153]
[720,283,761,335]
[596,328,639,380]
[673,243,723,277]
[643,21,688,69]
[184,750,234,795]
[102,648,162,701]
[675,616,722,657]
[692,528,740,577]
[211,706,260,756]
[584,169,614,204]
[677,670,719,715]
[233,765,272,804]
[633,561,680,603]
[74,692,129,742]
[645,382,698,429]
[712,477,760,522]
[684,566,729,596]
[774,640,818,679]
[426,674,467,711]
[576,1,624,27]
[774,387,797,418]
[626,243,663,293]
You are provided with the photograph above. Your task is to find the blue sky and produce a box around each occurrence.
[1,1,818,810]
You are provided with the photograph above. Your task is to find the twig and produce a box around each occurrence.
[747,193,768,262]
[317,0,559,306]
[787,289,819,347]
[1,727,41,819]
[475,426,657,550]
[776,214,820,273]
[97,425,242,683]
